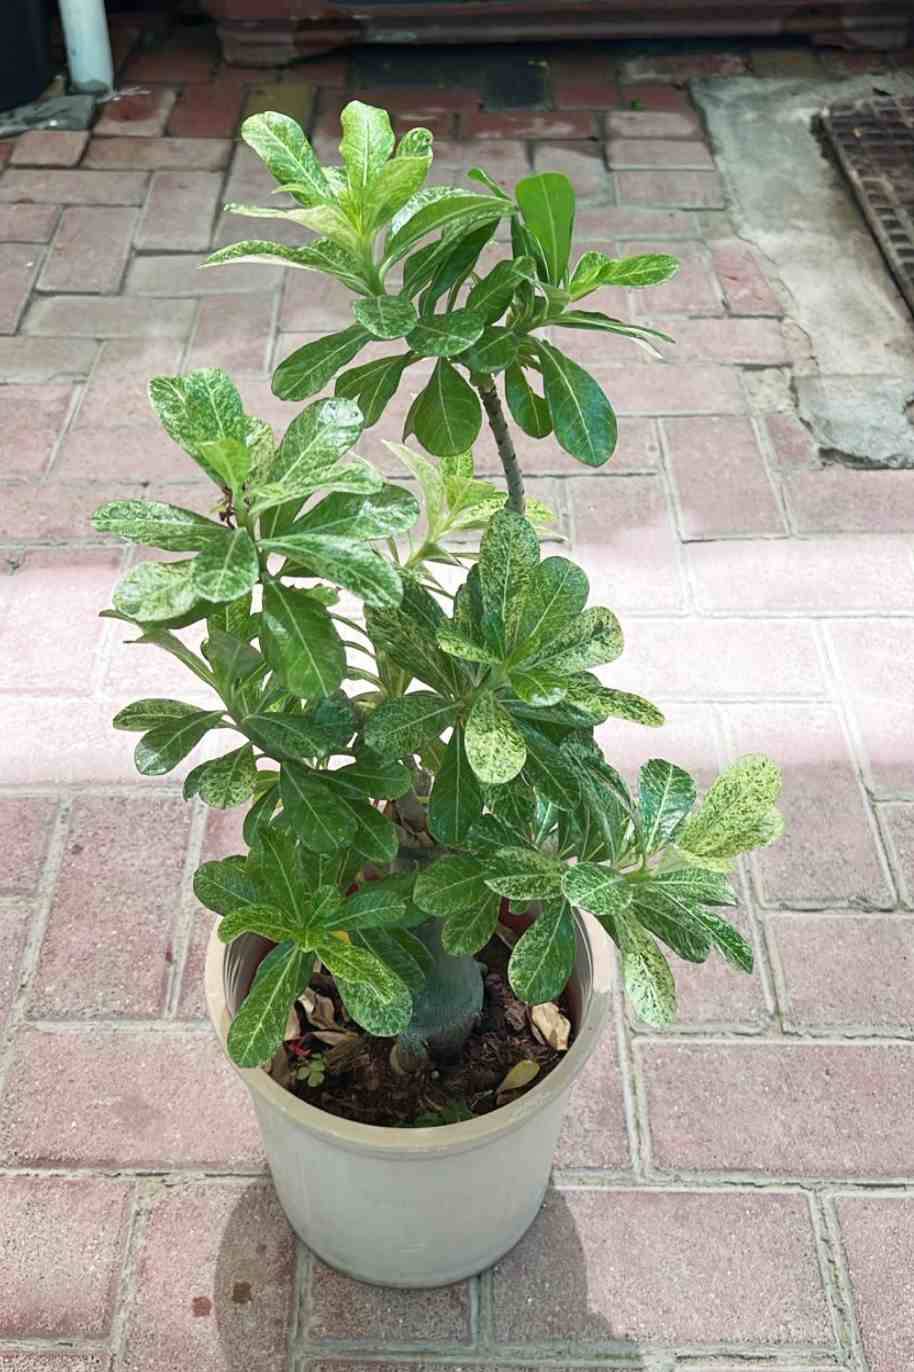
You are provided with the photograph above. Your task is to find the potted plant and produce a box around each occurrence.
[93,102,783,1288]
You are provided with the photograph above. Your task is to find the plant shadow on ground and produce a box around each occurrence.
[212,1180,646,1364]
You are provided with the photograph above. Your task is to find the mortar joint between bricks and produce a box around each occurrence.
[810,1193,868,1372]
[108,1174,158,1367]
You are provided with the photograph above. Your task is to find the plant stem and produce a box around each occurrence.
[475,373,525,517]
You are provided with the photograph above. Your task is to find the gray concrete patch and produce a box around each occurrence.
[693,74,914,380]
[797,375,914,468]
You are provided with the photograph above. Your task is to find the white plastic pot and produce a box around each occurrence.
[205,912,612,1287]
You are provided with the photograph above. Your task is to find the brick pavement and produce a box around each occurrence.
[0,26,913,1372]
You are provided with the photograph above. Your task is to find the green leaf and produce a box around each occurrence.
[340,100,395,198]
[678,755,783,862]
[366,576,469,697]
[344,882,410,931]
[243,785,280,848]
[639,759,696,855]
[353,295,419,340]
[460,326,518,375]
[195,437,251,495]
[292,485,420,541]
[204,626,264,686]
[383,192,510,269]
[330,753,412,800]
[280,761,358,852]
[464,689,526,784]
[335,354,413,428]
[585,687,665,728]
[336,975,413,1036]
[364,154,431,233]
[190,528,259,604]
[689,908,754,973]
[617,915,677,1026]
[561,862,632,916]
[252,396,367,511]
[532,606,624,673]
[420,221,497,312]
[272,326,371,403]
[428,726,484,845]
[134,710,223,777]
[260,582,346,697]
[113,698,210,732]
[316,934,406,998]
[466,259,533,324]
[113,560,200,625]
[437,626,500,665]
[206,236,372,294]
[413,854,490,915]
[92,500,226,553]
[227,944,310,1067]
[247,824,315,916]
[466,165,512,200]
[364,691,457,758]
[553,310,674,356]
[406,309,485,359]
[242,700,354,761]
[241,111,330,201]
[479,509,540,656]
[382,440,446,536]
[505,364,552,439]
[515,172,576,286]
[515,723,581,811]
[321,788,399,865]
[184,743,258,809]
[218,901,327,946]
[508,902,576,1004]
[397,127,434,159]
[441,900,500,956]
[535,339,617,467]
[628,868,737,965]
[571,250,679,293]
[485,848,566,902]
[513,556,590,664]
[260,533,402,610]
[149,369,246,486]
[194,854,258,915]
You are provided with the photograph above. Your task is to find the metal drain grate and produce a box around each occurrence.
[822,95,914,316]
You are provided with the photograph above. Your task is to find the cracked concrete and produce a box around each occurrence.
[798,375,914,468]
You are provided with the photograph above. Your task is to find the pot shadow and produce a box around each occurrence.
[210,1180,646,1367]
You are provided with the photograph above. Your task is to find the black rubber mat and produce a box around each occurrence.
[822,95,914,315]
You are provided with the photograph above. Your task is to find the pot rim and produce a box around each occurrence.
[205,910,614,1160]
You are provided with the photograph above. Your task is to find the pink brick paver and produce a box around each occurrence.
[0,37,910,1369]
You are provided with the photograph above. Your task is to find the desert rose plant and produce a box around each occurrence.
[93,103,783,1096]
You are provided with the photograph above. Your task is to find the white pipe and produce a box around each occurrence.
[57,0,114,95]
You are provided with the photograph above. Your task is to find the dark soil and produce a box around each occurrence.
[275,936,575,1128]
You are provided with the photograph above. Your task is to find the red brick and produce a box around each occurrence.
[621,53,749,80]
[55,423,192,482]
[664,415,785,539]
[127,251,281,295]
[570,475,684,611]
[616,169,725,208]
[764,413,818,470]
[357,85,476,116]
[655,316,788,363]
[0,797,57,895]
[533,142,611,201]
[721,703,893,909]
[711,238,781,315]
[187,291,276,374]
[828,621,914,799]
[882,803,914,905]
[0,481,144,544]
[38,205,137,294]
[31,794,192,1019]
[73,338,183,431]
[576,205,693,240]
[23,294,196,338]
[94,88,177,138]
[123,35,218,84]
[0,143,12,169]
[123,1180,294,1371]
[0,382,73,476]
[593,362,744,414]
[0,1025,264,1167]
[134,170,223,252]
[622,239,722,314]
[836,1195,914,1372]
[610,616,823,700]
[493,1187,829,1344]
[607,108,701,138]
[600,703,722,792]
[609,138,714,169]
[0,204,59,242]
[167,84,245,139]
[661,906,771,1028]
[0,548,122,693]
[618,82,697,116]
[280,270,355,331]
[177,911,216,1020]
[0,170,147,205]
[0,1176,129,1337]
[0,336,97,382]
[770,913,914,1031]
[476,416,660,475]
[0,243,42,334]
[550,78,622,110]
[0,1354,109,1372]
[85,136,231,171]
[461,110,595,139]
[642,1041,914,1177]
[554,1021,631,1168]
[309,1261,471,1342]
[0,907,29,1025]
[785,468,914,534]
[10,130,88,167]
[688,536,914,613]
